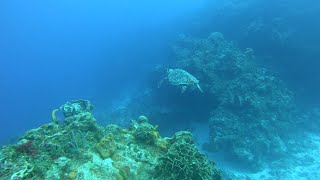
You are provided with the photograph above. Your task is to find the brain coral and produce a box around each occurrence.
[155,140,221,180]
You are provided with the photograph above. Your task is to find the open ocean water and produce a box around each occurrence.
[1,0,320,179]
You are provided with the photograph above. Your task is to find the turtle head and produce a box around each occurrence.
[167,68,173,74]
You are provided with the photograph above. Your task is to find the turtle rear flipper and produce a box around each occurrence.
[197,84,203,93]
[181,86,187,93]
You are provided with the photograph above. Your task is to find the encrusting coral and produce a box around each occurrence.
[0,100,221,180]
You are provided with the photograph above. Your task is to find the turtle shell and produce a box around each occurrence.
[167,69,199,86]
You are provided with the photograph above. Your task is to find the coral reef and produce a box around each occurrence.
[84,32,299,173]
[172,32,297,171]
[195,0,320,103]
[0,100,220,180]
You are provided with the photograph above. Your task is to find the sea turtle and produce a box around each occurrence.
[158,68,203,93]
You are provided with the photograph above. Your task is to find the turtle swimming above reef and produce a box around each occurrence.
[159,68,203,93]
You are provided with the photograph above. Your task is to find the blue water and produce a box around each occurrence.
[0,0,204,143]
[1,0,320,178]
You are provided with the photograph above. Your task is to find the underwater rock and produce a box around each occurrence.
[0,101,221,180]
[60,99,94,118]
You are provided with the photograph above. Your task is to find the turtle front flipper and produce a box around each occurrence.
[157,77,167,88]
[197,84,203,93]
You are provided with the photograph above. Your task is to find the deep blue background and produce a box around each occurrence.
[0,0,205,144]
[1,0,319,145]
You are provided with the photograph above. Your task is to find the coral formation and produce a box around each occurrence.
[61,99,94,118]
[155,131,221,180]
[0,100,220,180]
[172,32,297,170]
[130,115,160,145]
